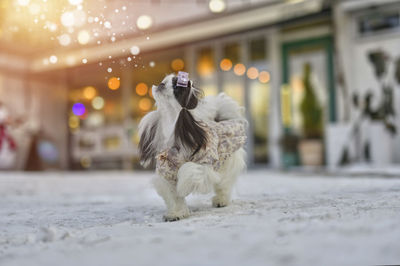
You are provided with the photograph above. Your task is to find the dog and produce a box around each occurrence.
[138,73,247,221]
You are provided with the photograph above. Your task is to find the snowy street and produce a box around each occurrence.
[1,170,400,266]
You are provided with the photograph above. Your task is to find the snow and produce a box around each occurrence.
[1,170,400,266]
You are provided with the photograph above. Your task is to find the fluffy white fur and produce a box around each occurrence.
[139,74,246,221]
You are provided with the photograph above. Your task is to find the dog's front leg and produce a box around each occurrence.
[153,175,190,222]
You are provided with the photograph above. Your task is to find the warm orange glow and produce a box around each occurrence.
[247,67,259,80]
[220,58,232,71]
[233,63,246,76]
[258,71,271,83]
[108,77,120,90]
[139,98,152,111]
[69,89,82,101]
[171,58,185,71]
[136,83,148,96]
[197,56,214,77]
[69,115,80,129]
[83,86,96,100]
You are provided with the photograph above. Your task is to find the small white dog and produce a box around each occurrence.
[139,73,246,221]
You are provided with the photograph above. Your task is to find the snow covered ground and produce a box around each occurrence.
[1,170,400,266]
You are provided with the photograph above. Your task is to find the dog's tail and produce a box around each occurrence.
[176,162,220,197]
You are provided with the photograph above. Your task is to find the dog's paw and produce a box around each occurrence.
[212,195,230,208]
[163,215,181,222]
[163,207,190,222]
[163,212,189,222]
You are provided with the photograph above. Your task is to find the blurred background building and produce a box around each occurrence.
[0,0,399,171]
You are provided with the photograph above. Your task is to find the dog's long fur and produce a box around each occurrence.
[139,74,246,221]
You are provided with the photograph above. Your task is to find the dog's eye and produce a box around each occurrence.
[158,83,165,90]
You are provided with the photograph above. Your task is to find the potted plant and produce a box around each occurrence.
[298,63,324,166]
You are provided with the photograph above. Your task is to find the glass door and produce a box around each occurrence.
[281,36,336,167]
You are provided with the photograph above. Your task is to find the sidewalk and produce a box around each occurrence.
[1,170,400,266]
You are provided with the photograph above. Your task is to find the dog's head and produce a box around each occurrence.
[139,73,207,165]
[151,74,201,111]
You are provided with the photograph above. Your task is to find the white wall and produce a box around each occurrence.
[352,37,400,163]
[334,2,400,164]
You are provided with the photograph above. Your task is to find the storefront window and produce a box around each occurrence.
[222,42,245,106]
[195,47,218,96]
[248,38,270,163]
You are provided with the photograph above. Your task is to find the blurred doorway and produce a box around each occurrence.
[281,36,336,167]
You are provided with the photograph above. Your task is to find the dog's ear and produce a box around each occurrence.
[174,108,208,156]
[138,111,159,167]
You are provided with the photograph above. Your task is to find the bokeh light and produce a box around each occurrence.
[258,71,271,83]
[17,0,30,6]
[136,83,148,96]
[68,0,83,5]
[72,10,86,27]
[49,55,58,64]
[72,103,86,116]
[136,15,153,30]
[86,112,104,127]
[61,12,75,27]
[58,34,71,46]
[29,3,41,15]
[78,30,90,45]
[130,46,140,55]
[80,156,92,168]
[171,58,185,71]
[139,98,152,111]
[209,0,226,13]
[247,67,259,79]
[69,115,80,129]
[83,86,96,100]
[104,21,112,29]
[233,63,246,76]
[92,96,105,110]
[220,58,232,71]
[108,77,121,90]
[38,140,59,163]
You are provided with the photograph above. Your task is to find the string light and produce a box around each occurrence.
[233,63,246,76]
[139,98,152,111]
[136,83,148,96]
[171,58,185,71]
[247,67,259,79]
[220,58,232,71]
[259,71,271,83]
[108,77,120,90]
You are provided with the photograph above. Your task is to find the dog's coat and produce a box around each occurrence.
[156,119,247,184]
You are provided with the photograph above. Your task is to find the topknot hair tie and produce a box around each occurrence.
[177,71,189,87]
